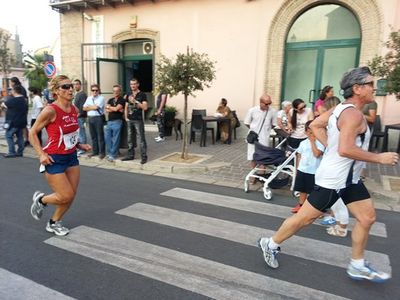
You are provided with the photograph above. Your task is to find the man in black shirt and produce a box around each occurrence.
[105,84,126,162]
[123,78,148,164]
[10,77,29,146]
[1,85,28,157]
[73,79,88,155]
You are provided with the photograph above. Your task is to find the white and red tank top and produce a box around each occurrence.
[43,104,79,155]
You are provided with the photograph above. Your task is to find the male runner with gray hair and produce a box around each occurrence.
[258,67,399,282]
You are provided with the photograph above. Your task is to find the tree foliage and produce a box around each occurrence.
[24,52,48,90]
[0,29,15,90]
[368,29,400,99]
[155,48,216,159]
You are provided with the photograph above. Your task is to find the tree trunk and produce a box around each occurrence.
[181,94,189,159]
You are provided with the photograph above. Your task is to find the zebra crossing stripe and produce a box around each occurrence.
[0,268,75,300]
[116,203,391,274]
[45,226,350,300]
[160,188,387,238]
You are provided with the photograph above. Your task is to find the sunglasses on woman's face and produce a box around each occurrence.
[297,105,306,110]
[58,84,73,90]
[92,89,99,92]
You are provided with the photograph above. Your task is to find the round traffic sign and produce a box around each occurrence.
[44,61,56,78]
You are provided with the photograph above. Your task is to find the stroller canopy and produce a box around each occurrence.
[253,142,287,165]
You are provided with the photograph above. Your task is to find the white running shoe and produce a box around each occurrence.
[347,261,391,282]
[31,191,45,220]
[155,137,165,142]
[258,237,280,269]
[46,221,70,236]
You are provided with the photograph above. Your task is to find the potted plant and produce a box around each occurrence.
[368,29,400,99]
[164,105,177,136]
[154,47,216,159]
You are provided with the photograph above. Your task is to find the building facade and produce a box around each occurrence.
[51,0,400,124]
[0,28,26,96]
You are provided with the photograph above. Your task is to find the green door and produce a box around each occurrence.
[282,4,361,105]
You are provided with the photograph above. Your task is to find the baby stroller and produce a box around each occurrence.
[244,138,297,200]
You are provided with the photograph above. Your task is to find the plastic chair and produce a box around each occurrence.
[368,115,386,151]
[190,111,215,146]
[231,110,241,140]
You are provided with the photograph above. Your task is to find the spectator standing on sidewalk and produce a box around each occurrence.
[83,84,106,159]
[10,77,29,147]
[28,87,44,146]
[155,92,167,142]
[73,79,88,156]
[123,78,148,164]
[244,94,277,183]
[1,85,28,158]
[105,85,125,162]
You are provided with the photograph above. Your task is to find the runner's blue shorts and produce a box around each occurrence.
[45,152,79,174]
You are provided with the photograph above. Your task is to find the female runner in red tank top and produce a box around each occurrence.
[29,75,91,236]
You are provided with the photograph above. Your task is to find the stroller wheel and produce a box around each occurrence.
[244,180,249,193]
[263,187,272,200]
[293,191,300,198]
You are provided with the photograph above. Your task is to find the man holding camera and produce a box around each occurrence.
[123,78,148,164]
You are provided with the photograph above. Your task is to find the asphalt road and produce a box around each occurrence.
[0,155,399,300]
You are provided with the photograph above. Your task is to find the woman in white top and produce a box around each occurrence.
[276,100,292,138]
[29,87,44,145]
[287,98,314,148]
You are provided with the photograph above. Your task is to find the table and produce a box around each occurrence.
[201,116,231,147]
[382,123,400,153]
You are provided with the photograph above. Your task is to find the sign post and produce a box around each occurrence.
[44,61,57,78]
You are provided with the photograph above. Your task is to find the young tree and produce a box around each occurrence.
[0,29,15,95]
[368,29,400,99]
[155,47,216,159]
[24,52,48,90]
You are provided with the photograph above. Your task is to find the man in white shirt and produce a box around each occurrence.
[244,94,277,176]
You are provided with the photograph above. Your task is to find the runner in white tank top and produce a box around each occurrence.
[315,103,370,189]
[257,67,399,282]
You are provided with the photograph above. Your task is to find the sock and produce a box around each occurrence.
[49,219,55,225]
[268,238,280,250]
[38,196,47,206]
[351,258,365,268]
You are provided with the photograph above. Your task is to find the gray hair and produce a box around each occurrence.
[340,67,372,99]
[281,100,292,109]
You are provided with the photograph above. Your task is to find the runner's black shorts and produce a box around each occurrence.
[293,170,315,194]
[308,181,371,212]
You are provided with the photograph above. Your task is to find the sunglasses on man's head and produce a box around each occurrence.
[58,84,73,90]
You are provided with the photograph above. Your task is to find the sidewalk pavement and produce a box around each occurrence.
[1,123,399,212]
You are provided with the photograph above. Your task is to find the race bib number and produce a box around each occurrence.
[63,129,79,150]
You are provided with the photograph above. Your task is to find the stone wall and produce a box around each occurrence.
[60,12,83,80]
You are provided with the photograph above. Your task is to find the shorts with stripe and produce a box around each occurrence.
[307,181,371,212]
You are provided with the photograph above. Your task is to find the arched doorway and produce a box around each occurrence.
[282,4,361,105]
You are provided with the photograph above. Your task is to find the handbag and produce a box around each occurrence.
[246,130,259,144]
[246,110,268,144]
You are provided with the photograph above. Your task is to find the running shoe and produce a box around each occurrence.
[31,191,45,220]
[257,237,280,269]
[46,221,70,236]
[291,203,302,213]
[155,137,166,142]
[320,216,336,225]
[326,225,347,237]
[347,261,391,282]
